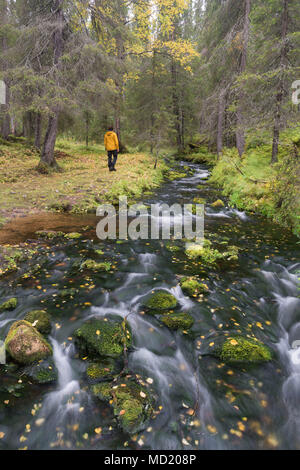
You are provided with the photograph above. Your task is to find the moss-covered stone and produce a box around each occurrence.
[145,291,178,315]
[64,232,82,240]
[180,277,209,297]
[80,259,112,272]
[24,310,52,335]
[166,243,182,253]
[211,199,225,208]
[161,313,194,331]
[193,197,207,205]
[35,231,64,240]
[219,336,272,364]
[92,377,153,434]
[0,298,17,313]
[74,318,132,359]
[5,321,52,365]
[185,242,239,267]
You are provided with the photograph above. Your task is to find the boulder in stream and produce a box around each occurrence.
[218,336,272,364]
[180,277,209,297]
[145,290,178,315]
[80,259,111,272]
[24,310,52,335]
[161,313,194,331]
[211,199,225,208]
[74,317,132,359]
[92,377,153,435]
[0,297,18,313]
[5,321,53,365]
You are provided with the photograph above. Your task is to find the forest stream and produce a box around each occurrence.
[0,161,300,451]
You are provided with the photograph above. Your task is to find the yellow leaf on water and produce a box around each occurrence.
[95,427,102,435]
[0,432,5,439]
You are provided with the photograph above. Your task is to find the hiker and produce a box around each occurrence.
[104,127,119,172]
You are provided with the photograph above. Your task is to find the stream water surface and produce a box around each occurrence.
[0,162,299,450]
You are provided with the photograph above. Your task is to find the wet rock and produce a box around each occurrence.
[0,298,18,313]
[218,336,272,364]
[145,290,178,315]
[74,317,132,359]
[161,313,194,331]
[180,277,209,297]
[92,377,153,435]
[24,310,52,335]
[5,321,53,365]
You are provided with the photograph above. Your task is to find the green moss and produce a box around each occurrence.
[193,197,207,205]
[92,378,153,434]
[0,298,17,313]
[64,232,82,240]
[166,243,182,253]
[74,318,132,359]
[211,199,225,208]
[24,310,52,335]
[35,231,65,239]
[57,288,78,300]
[80,259,112,272]
[5,321,53,365]
[219,336,272,364]
[180,277,209,297]
[161,313,194,331]
[86,361,115,382]
[145,291,178,315]
[185,242,239,267]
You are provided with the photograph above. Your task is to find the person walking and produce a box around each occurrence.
[104,127,119,172]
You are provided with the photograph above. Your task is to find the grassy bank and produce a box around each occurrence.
[0,138,169,227]
[186,129,300,237]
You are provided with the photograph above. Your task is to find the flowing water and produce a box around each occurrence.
[0,162,299,450]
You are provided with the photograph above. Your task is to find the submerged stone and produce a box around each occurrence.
[74,318,132,359]
[219,336,272,364]
[161,313,194,331]
[180,277,208,297]
[145,291,178,315]
[92,377,153,435]
[0,297,17,313]
[24,310,52,335]
[5,321,53,365]
[23,359,57,384]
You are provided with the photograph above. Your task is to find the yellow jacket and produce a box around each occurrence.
[104,131,119,152]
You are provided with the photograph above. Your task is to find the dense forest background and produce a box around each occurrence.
[0,0,299,164]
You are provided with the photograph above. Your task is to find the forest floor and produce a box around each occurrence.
[0,138,168,232]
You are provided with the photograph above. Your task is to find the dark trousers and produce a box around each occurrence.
[108,150,118,170]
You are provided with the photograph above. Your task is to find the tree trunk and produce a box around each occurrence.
[39,0,64,168]
[217,88,226,158]
[236,0,251,157]
[0,0,11,139]
[34,113,42,150]
[171,59,184,153]
[85,113,89,148]
[271,0,289,164]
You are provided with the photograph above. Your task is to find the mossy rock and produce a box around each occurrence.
[180,277,209,297]
[74,318,132,359]
[145,291,178,315]
[211,199,225,208]
[5,321,53,365]
[0,298,17,313]
[23,359,57,384]
[218,336,272,364]
[161,313,194,331]
[80,259,112,272]
[35,231,65,240]
[193,197,206,205]
[57,288,78,300]
[92,377,153,435]
[165,243,182,253]
[24,310,52,335]
[86,360,117,384]
[64,233,82,240]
